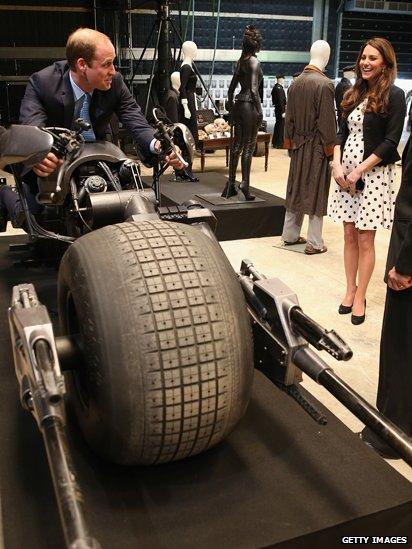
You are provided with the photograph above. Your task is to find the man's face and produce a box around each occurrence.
[81,39,116,92]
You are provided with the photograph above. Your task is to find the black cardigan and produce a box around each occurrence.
[336,85,406,166]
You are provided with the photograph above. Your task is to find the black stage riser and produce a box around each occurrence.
[0,236,411,549]
[144,172,285,241]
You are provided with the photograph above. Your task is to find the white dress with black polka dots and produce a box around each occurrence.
[329,103,396,230]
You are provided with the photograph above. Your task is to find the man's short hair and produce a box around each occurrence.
[66,28,110,70]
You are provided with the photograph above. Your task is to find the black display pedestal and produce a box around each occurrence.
[143,172,285,241]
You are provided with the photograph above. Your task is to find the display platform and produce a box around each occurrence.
[143,171,285,241]
[1,236,411,549]
[196,191,265,206]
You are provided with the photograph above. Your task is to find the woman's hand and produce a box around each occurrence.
[332,161,347,188]
[346,167,362,187]
[345,167,363,195]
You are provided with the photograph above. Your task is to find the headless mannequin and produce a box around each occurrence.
[165,71,198,182]
[179,41,199,147]
[171,71,180,93]
[308,39,330,72]
[282,40,335,253]
[271,75,287,148]
[221,26,263,201]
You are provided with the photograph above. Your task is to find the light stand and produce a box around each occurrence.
[127,0,219,117]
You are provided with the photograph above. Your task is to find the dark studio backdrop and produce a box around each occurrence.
[1,0,412,124]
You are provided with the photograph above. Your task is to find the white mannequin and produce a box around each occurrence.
[343,68,355,81]
[309,40,330,72]
[180,41,198,119]
[171,71,181,93]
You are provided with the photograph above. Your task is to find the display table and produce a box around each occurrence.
[198,132,271,172]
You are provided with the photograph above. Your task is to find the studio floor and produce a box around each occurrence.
[1,136,411,482]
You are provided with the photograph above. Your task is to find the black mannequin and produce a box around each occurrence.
[271,74,286,148]
[221,25,263,201]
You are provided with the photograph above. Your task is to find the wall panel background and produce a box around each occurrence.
[339,10,412,78]
[0,1,411,123]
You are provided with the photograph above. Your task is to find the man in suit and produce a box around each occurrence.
[0,27,182,228]
[360,136,412,458]
[271,74,287,148]
[334,65,355,127]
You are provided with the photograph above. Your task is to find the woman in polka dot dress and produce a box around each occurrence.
[329,37,406,325]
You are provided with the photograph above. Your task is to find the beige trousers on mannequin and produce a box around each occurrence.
[282,210,324,249]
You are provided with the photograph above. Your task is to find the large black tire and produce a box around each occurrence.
[58,220,253,465]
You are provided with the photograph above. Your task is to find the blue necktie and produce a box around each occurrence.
[79,93,96,142]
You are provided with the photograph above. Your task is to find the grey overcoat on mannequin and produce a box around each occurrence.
[284,65,336,217]
[282,40,336,253]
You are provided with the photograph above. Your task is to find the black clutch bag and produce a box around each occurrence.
[356,178,365,191]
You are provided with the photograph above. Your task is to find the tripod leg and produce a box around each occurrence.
[128,21,157,90]
[145,18,163,117]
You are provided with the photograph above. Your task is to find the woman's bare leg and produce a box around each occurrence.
[341,222,359,306]
[353,229,376,316]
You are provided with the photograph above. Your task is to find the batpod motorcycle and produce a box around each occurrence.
[1,120,411,549]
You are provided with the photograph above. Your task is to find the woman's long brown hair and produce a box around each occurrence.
[341,37,397,118]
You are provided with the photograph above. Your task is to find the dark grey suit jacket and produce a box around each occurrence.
[19,60,156,163]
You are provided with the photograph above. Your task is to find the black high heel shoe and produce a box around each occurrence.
[238,182,255,201]
[338,303,352,314]
[351,300,366,325]
[221,181,238,198]
[338,287,357,314]
[183,168,199,182]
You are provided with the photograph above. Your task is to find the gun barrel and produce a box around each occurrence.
[293,347,412,466]
[9,283,100,548]
[41,416,101,548]
[291,307,353,361]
